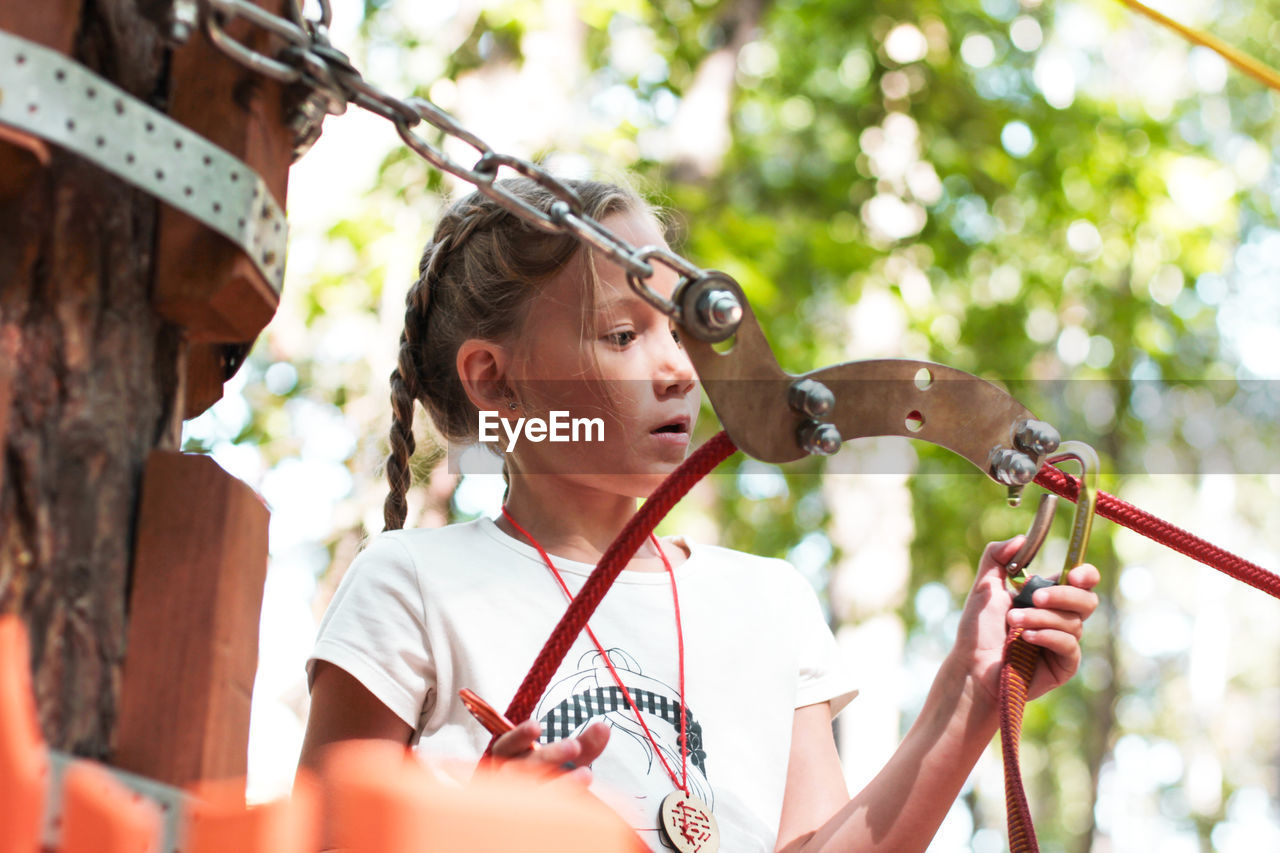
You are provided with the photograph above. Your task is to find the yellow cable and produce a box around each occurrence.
[1115,0,1280,92]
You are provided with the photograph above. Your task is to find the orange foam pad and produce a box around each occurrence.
[183,774,318,853]
[324,741,645,853]
[0,616,48,853]
[56,762,161,853]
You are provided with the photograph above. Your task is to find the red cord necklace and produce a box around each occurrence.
[500,507,720,853]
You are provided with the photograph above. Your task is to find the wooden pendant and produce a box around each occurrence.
[659,790,719,853]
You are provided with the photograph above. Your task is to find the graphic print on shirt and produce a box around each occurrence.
[535,648,713,843]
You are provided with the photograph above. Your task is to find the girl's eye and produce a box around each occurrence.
[670,326,682,346]
[605,330,637,347]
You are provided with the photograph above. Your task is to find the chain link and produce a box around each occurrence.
[202,0,309,83]
[190,0,727,319]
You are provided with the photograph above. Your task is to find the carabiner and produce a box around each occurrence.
[1006,492,1058,583]
[1006,440,1099,605]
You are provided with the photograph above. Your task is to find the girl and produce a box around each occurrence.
[298,178,1100,852]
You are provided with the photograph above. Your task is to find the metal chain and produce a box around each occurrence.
[189,0,731,318]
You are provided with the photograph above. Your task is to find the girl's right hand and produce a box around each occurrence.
[489,719,611,786]
[950,537,1099,714]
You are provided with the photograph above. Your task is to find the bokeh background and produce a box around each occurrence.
[182,0,1280,849]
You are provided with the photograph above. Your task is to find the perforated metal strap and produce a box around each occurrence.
[0,28,287,295]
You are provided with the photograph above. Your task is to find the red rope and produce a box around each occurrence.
[502,508,691,794]
[502,431,738,726]
[1000,631,1041,853]
[1003,467,1280,853]
[1033,466,1280,599]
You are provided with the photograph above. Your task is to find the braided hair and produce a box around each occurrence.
[383,178,644,530]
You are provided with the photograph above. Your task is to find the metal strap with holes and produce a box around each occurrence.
[0,28,288,295]
[42,750,191,853]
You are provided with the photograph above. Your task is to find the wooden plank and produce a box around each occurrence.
[184,342,228,420]
[0,127,51,202]
[0,0,84,52]
[113,451,269,787]
[152,0,294,343]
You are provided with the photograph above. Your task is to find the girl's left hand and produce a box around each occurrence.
[487,719,610,786]
[952,537,1101,710]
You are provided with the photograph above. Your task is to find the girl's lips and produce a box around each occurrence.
[649,415,691,435]
[648,414,693,452]
[650,423,692,451]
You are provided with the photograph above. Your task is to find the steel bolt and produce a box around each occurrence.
[1015,419,1061,457]
[797,421,842,457]
[788,378,835,419]
[695,289,743,333]
[989,447,1037,486]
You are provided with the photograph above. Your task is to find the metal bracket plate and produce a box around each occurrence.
[0,28,287,295]
[681,295,1047,476]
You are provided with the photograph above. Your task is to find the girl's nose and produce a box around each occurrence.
[654,329,697,398]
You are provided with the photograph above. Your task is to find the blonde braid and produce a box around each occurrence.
[382,204,507,529]
[382,257,430,531]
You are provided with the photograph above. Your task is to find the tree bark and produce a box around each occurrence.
[0,0,179,759]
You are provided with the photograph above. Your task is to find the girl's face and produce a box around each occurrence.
[505,208,700,497]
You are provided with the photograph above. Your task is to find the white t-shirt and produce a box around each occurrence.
[307,517,857,852]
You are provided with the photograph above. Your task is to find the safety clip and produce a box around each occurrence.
[1005,441,1099,607]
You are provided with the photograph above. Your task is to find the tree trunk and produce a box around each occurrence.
[0,0,179,759]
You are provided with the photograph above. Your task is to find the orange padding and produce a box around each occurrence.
[1,615,48,853]
[56,763,162,853]
[185,776,318,853]
[2,614,645,853]
[321,740,647,853]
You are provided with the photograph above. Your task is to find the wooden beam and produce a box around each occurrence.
[184,342,230,420]
[152,0,294,345]
[0,0,84,52]
[0,126,51,203]
[114,451,269,787]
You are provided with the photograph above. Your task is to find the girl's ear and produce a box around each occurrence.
[457,338,514,413]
